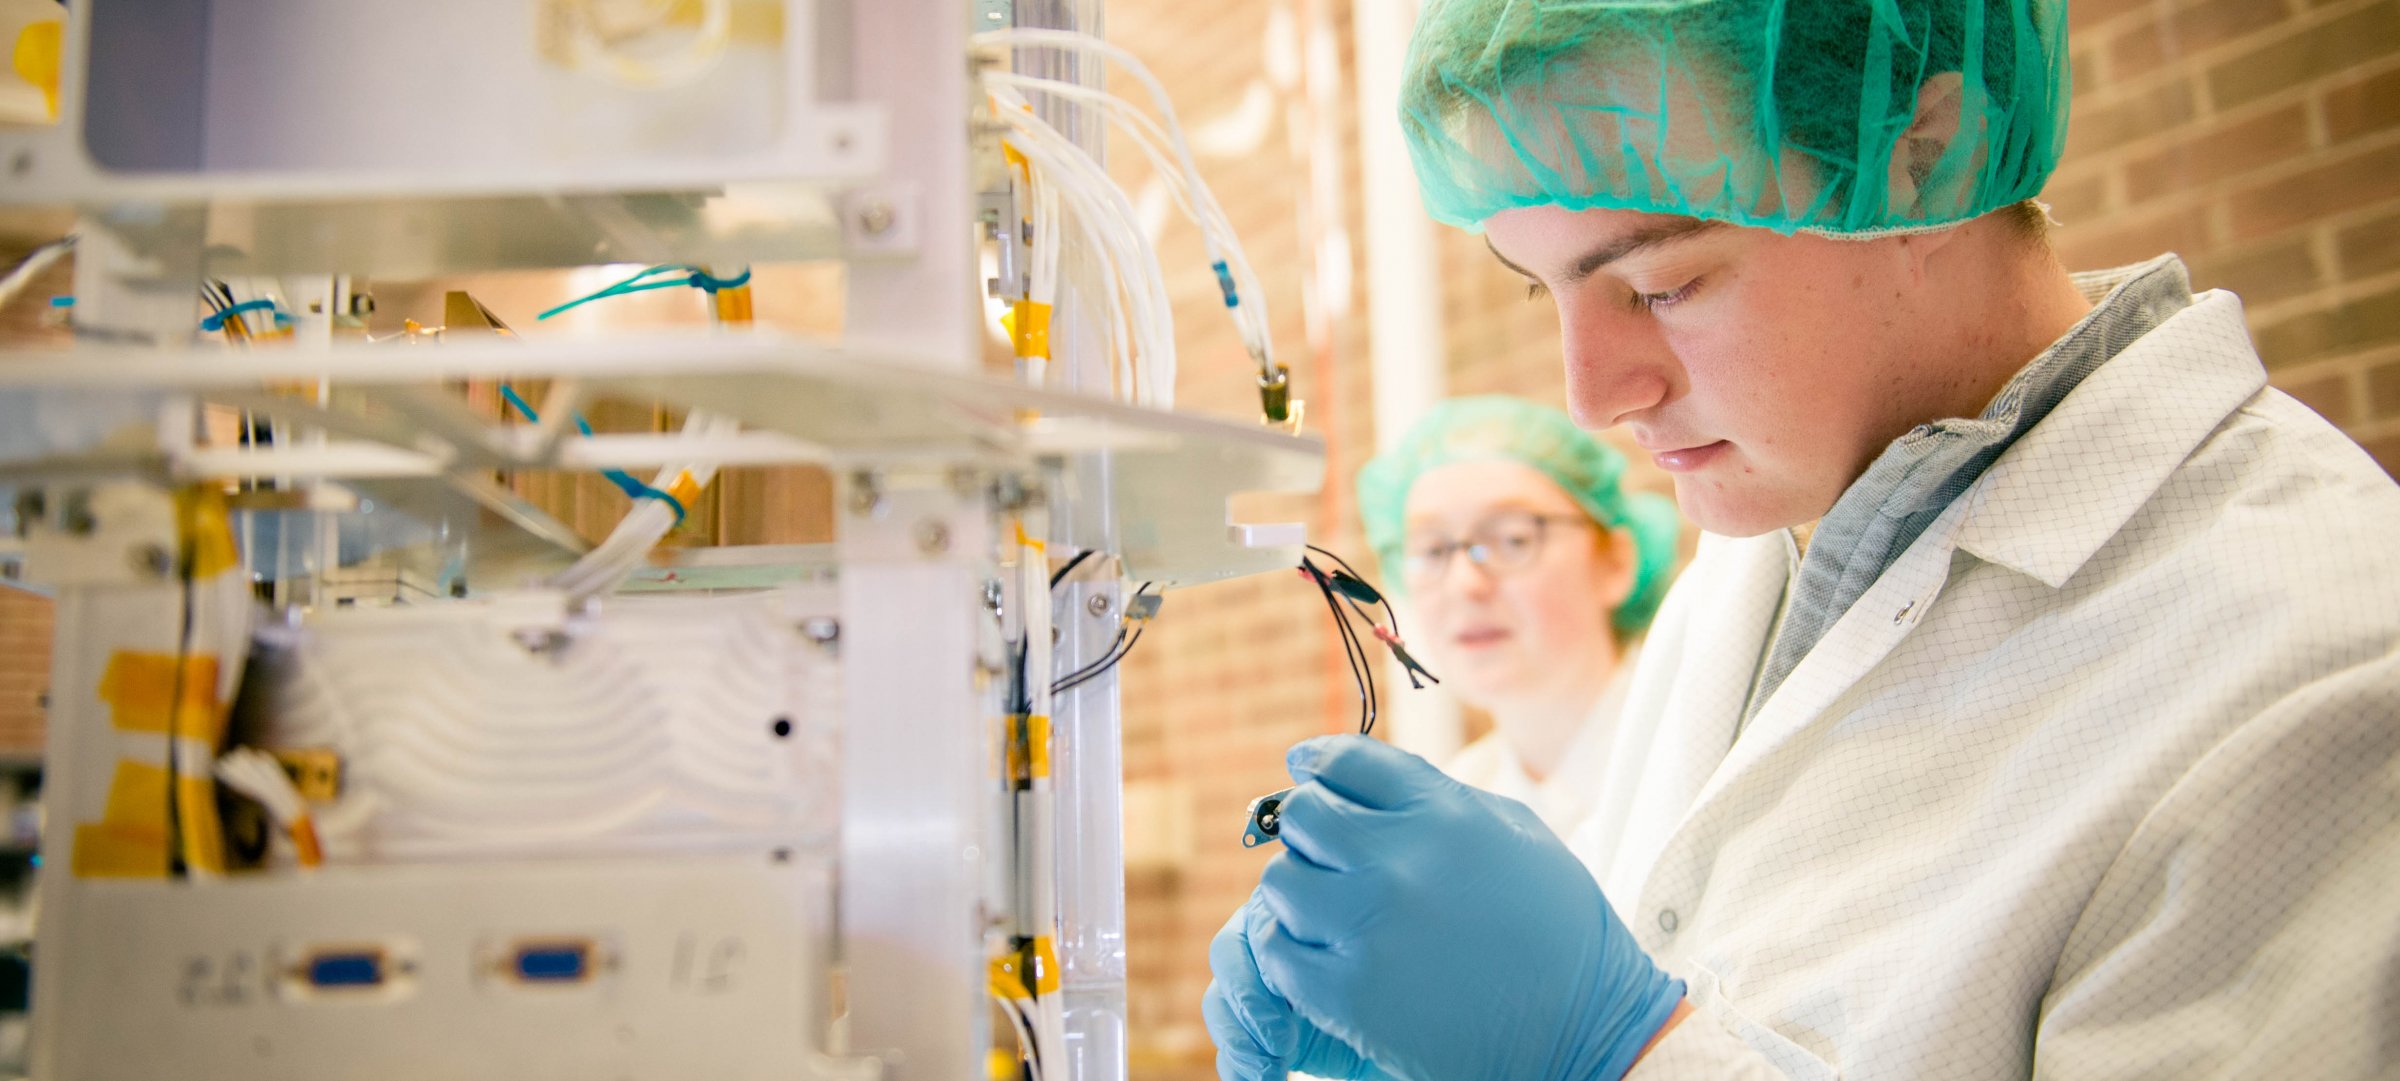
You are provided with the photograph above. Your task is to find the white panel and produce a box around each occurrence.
[36,859,848,1081]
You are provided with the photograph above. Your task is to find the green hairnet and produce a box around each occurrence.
[1400,0,2069,235]
[1357,396,1681,635]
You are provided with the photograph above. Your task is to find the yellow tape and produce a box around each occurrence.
[1005,714,1052,783]
[14,19,62,119]
[712,284,755,325]
[71,759,224,878]
[986,936,1062,1000]
[653,0,784,42]
[666,470,704,512]
[1003,301,1053,361]
[175,485,240,580]
[1027,714,1050,780]
[1011,519,1046,554]
[98,652,224,739]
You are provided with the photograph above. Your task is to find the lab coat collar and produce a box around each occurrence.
[1954,259,2268,589]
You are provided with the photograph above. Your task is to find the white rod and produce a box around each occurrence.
[1352,0,1462,762]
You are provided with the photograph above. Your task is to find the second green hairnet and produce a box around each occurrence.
[1358,396,1680,635]
[1399,0,2069,235]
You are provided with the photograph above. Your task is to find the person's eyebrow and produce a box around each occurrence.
[1485,217,1723,286]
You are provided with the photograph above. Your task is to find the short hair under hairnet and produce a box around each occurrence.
[1399,0,2070,236]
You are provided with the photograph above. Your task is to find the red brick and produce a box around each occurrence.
[2124,103,2312,192]
[2323,65,2400,144]
[2066,79,2200,161]
[2370,356,2400,418]
[2338,210,2400,280]
[2276,371,2357,424]
[2040,172,2111,223]
[2207,2,2400,110]
[2072,46,2108,97]
[2226,140,2400,240]
[2189,234,2324,305]
[2054,205,2217,270]
[2110,0,2292,80]
[2364,430,2400,479]
[2252,284,2400,366]
[2074,0,2168,33]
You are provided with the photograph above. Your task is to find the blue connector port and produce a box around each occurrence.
[305,950,387,989]
[510,941,593,984]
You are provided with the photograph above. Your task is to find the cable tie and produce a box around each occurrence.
[199,298,278,332]
[688,267,752,293]
[508,386,689,524]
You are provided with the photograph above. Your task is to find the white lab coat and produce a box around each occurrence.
[1570,279,2400,1078]
[1442,651,1637,837]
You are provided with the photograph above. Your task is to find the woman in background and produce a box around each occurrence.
[1356,395,1679,836]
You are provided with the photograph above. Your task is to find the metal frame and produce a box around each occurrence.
[2,2,1324,1078]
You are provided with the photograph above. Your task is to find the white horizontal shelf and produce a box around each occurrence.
[0,330,1326,586]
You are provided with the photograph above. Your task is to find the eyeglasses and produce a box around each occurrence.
[1400,510,1595,588]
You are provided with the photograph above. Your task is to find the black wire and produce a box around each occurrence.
[1305,559,1376,735]
[1050,625,1128,694]
[1048,548,1095,589]
[1307,543,1404,634]
[1048,582,1151,694]
[164,503,200,878]
[1009,638,1031,716]
[1053,626,1142,695]
[1001,995,1044,1078]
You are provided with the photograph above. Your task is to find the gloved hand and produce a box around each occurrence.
[1240,735,1684,1081]
[1202,890,1390,1080]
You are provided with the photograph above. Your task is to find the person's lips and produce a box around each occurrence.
[1648,440,1730,473]
[1454,626,1510,649]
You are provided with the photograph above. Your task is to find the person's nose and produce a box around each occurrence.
[1442,547,1500,604]
[1557,300,1674,430]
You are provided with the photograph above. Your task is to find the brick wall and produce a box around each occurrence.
[1107,0,2400,1076]
[2048,0,2400,467]
[0,234,72,759]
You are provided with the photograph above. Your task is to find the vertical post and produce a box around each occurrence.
[843,0,980,372]
[836,471,993,1081]
[1008,2,1128,1071]
[1011,2,1131,1079]
[1351,0,1461,761]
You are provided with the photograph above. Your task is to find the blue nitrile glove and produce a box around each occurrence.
[1202,890,1392,1080]
[1252,735,1685,1081]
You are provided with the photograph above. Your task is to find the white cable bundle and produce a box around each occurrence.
[987,81,1176,408]
[547,409,742,603]
[216,747,323,868]
[976,29,1278,388]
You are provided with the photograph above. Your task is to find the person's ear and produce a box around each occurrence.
[1887,72,1966,215]
[1597,526,1637,610]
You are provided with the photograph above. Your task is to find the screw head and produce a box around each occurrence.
[131,544,173,579]
[847,472,886,517]
[1086,593,1111,617]
[916,520,952,555]
[857,200,897,236]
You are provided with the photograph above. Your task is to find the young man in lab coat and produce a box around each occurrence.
[1205,0,2400,1078]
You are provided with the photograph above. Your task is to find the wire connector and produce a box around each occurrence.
[1258,363,1292,424]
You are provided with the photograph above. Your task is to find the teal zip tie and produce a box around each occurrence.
[201,299,280,332]
[536,264,751,320]
[499,384,688,525]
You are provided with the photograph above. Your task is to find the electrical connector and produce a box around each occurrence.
[1258,362,1291,424]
